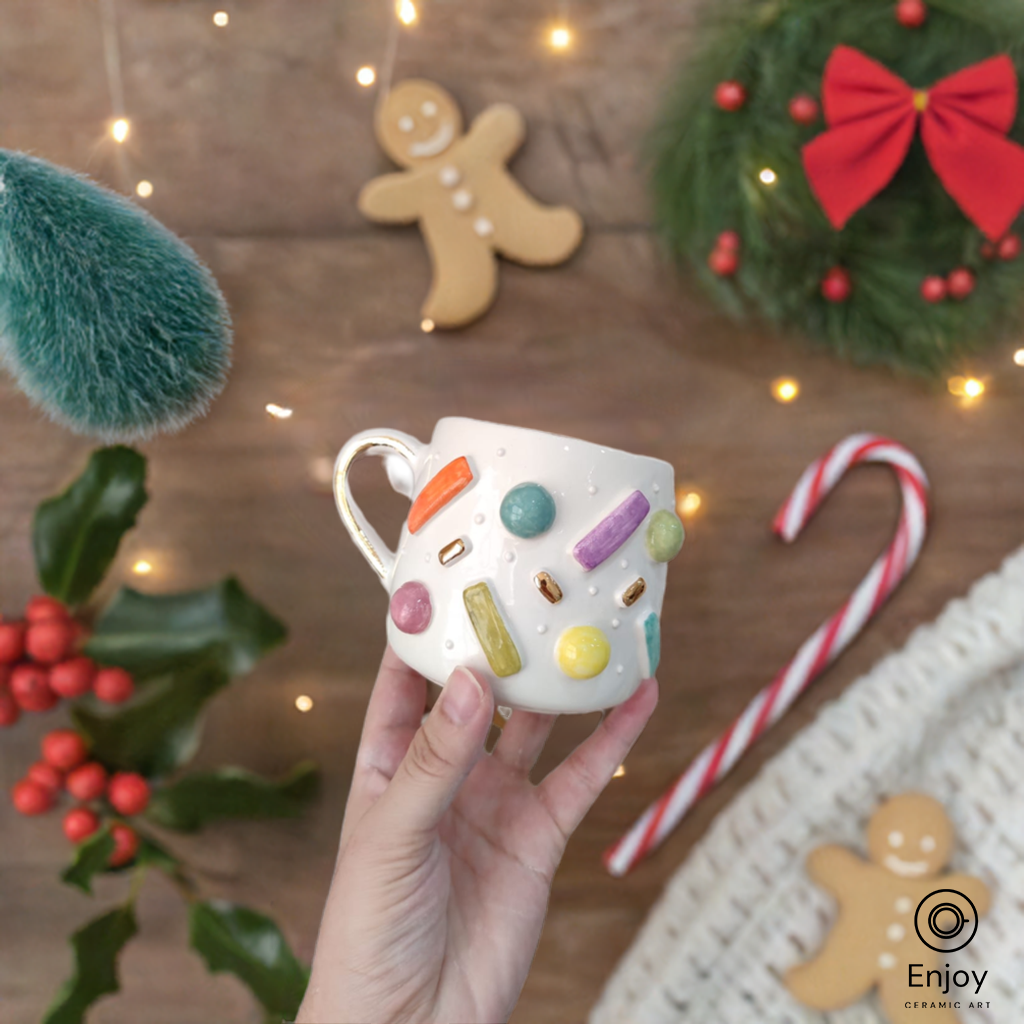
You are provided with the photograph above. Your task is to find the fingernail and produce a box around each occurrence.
[441,667,482,725]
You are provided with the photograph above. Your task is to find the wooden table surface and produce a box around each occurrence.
[2,2,1024,1022]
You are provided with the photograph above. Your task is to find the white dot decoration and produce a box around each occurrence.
[445,639,454,649]
[620,559,629,569]
[895,897,912,914]
[398,115,414,132]
[616,664,624,674]
[653,483,661,493]
[611,618,621,629]
[504,551,515,562]
[589,585,599,596]
[496,447,506,457]
[474,513,485,524]
[920,834,936,853]
[886,923,905,942]
[588,485,598,495]
[878,953,896,970]
[421,100,438,116]
[537,624,548,634]
[888,831,904,848]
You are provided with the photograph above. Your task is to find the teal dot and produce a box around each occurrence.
[646,509,684,562]
[500,482,556,538]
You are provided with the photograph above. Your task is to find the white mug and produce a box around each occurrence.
[334,417,682,714]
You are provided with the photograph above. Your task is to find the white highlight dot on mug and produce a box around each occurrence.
[421,100,438,116]
[920,835,936,853]
[398,115,414,132]
[878,953,896,970]
[886,923,905,942]
[895,897,912,914]
[888,831,904,848]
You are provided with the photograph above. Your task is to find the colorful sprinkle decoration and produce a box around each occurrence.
[500,482,557,538]
[556,625,611,679]
[645,509,685,562]
[390,580,432,634]
[573,490,651,571]
[463,581,522,677]
[643,613,661,676]
[408,456,473,534]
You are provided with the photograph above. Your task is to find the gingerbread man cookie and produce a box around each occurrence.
[358,79,584,328]
[786,793,990,1024]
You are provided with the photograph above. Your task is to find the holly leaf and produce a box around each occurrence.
[43,904,138,1024]
[72,662,230,777]
[33,447,147,608]
[189,900,309,1020]
[147,761,320,833]
[61,827,116,894]
[135,831,181,875]
[86,577,287,681]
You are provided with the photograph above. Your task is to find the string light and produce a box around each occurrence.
[295,695,314,713]
[549,26,572,50]
[265,403,293,419]
[213,11,229,26]
[396,0,418,26]
[759,168,778,186]
[1014,348,1024,366]
[132,559,153,575]
[356,66,376,87]
[613,764,626,778]
[111,118,130,143]
[421,318,435,333]
[772,377,800,403]
[135,180,153,198]
[948,376,985,399]
[676,489,703,518]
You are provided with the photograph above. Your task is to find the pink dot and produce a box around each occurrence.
[390,581,432,634]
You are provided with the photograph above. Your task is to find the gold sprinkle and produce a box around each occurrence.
[439,538,466,566]
[621,577,647,607]
[534,571,563,604]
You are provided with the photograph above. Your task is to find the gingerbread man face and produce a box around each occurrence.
[375,80,464,168]
[866,793,953,879]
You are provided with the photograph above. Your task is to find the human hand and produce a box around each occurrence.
[297,647,658,1024]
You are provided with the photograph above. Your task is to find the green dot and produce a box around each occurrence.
[646,509,684,562]
[500,483,556,538]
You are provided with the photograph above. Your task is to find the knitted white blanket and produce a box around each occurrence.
[591,548,1024,1024]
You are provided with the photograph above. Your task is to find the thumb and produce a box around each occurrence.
[377,666,493,839]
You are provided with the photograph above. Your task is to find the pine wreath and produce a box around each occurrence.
[651,0,1024,374]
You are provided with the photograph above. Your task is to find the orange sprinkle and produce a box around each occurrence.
[408,456,473,533]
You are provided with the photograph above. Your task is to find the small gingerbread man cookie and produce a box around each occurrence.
[358,79,584,328]
[786,793,990,1024]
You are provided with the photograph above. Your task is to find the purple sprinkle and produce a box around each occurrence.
[390,581,432,634]
[573,491,650,571]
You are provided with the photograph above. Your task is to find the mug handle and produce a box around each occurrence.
[333,429,424,586]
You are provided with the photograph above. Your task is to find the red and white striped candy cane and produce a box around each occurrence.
[604,434,929,877]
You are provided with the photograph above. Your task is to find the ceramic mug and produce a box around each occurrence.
[334,417,682,714]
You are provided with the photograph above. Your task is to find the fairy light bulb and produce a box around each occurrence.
[759,167,778,186]
[772,377,800,403]
[132,559,153,575]
[356,66,376,87]
[396,0,418,26]
[963,377,985,399]
[135,180,153,198]
[265,403,293,419]
[676,489,703,518]
[111,119,130,143]
[295,695,314,713]
[421,318,435,333]
[213,11,229,26]
[549,25,572,50]
[1014,348,1024,367]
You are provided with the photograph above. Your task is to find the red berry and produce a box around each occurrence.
[716,230,741,252]
[25,619,76,664]
[708,248,739,276]
[93,667,134,704]
[821,267,852,303]
[108,823,140,867]
[998,232,1021,260]
[25,596,69,623]
[0,687,19,727]
[42,729,88,771]
[12,779,55,815]
[921,275,948,302]
[49,657,97,699]
[66,762,108,801]
[10,664,58,712]
[27,760,64,792]
[895,0,927,28]
[788,93,820,125]
[63,806,100,843]
[108,772,150,816]
[714,80,747,112]
[0,622,26,663]
[947,267,976,300]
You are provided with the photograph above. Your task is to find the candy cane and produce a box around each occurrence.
[604,434,930,877]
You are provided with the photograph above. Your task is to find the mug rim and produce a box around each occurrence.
[433,417,675,472]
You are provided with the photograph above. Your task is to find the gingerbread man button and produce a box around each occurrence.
[786,793,990,1024]
[358,79,584,328]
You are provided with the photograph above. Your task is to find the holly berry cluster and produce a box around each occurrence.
[11,729,149,867]
[0,595,134,726]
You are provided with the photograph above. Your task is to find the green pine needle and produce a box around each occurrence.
[650,0,1024,374]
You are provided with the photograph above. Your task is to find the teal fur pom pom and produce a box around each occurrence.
[0,150,231,440]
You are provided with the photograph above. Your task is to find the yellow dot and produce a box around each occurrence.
[396,0,417,25]
[213,11,229,26]
[556,626,611,679]
[111,118,130,143]
[676,489,702,518]
[356,66,376,87]
[613,764,626,779]
[132,559,153,575]
[772,377,800,403]
[421,318,435,333]
[295,695,313,713]
[759,167,778,186]
[135,180,153,198]
[265,403,293,419]
[549,26,572,50]
[963,377,985,399]
[1014,348,1024,367]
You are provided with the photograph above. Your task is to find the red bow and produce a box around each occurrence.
[803,46,1024,241]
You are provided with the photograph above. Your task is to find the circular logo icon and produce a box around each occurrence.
[914,889,980,952]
